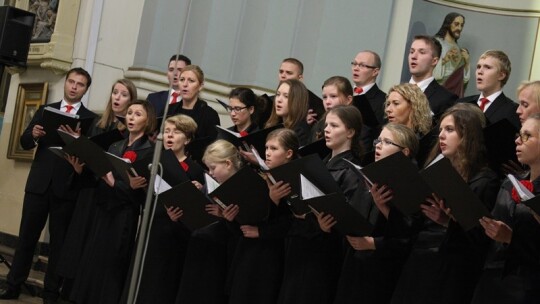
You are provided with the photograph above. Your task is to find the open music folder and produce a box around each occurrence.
[156,178,219,231]
[420,157,490,231]
[42,106,94,145]
[215,124,283,156]
[361,152,432,215]
[209,166,271,225]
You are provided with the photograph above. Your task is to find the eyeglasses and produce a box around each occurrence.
[373,138,404,149]
[225,106,248,113]
[351,61,377,69]
[516,132,532,143]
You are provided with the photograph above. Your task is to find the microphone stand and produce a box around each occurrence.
[125,55,182,303]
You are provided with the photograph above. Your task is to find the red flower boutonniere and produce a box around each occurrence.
[122,151,137,163]
[239,130,249,137]
[511,180,534,204]
[180,161,189,172]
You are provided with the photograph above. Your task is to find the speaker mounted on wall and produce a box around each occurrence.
[0,6,35,67]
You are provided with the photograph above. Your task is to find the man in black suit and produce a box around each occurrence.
[258,58,325,127]
[350,50,386,153]
[408,35,458,122]
[457,50,520,130]
[146,54,191,117]
[0,68,97,303]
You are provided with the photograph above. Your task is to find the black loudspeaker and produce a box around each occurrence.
[0,6,35,67]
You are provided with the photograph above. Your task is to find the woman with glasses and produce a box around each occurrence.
[224,87,261,135]
[472,113,540,304]
[392,106,500,304]
[333,123,419,304]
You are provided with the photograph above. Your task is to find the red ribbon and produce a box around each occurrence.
[180,161,189,172]
[511,180,534,204]
[239,130,249,137]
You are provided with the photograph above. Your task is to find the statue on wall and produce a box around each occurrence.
[433,12,470,98]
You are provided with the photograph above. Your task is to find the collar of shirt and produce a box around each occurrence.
[355,82,376,96]
[60,99,82,113]
[169,90,181,103]
[409,76,434,92]
[478,90,503,111]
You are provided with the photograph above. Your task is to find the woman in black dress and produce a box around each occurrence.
[278,105,365,304]
[392,107,500,304]
[135,114,204,304]
[175,140,244,304]
[472,113,540,303]
[71,101,156,304]
[333,123,419,304]
[226,128,298,304]
[58,79,136,298]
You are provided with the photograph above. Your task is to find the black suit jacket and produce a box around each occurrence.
[147,90,170,117]
[424,80,458,121]
[352,84,387,156]
[457,92,520,130]
[20,101,97,198]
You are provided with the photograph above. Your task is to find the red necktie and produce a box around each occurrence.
[479,98,490,111]
[65,105,74,113]
[171,92,180,104]
[354,87,363,95]
[180,161,189,172]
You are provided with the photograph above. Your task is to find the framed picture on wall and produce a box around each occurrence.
[7,83,48,161]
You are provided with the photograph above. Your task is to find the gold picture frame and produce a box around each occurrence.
[7,83,48,161]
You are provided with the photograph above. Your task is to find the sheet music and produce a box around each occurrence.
[425,153,444,168]
[154,174,172,194]
[300,174,324,200]
[205,173,220,193]
[507,174,534,200]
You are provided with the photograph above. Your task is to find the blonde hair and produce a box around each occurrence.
[386,83,432,135]
[165,114,198,140]
[97,79,137,130]
[517,80,540,111]
[202,139,244,170]
[383,123,419,158]
[479,50,511,86]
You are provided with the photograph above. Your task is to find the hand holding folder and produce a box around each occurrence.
[41,106,94,144]
[420,157,491,231]
[156,178,219,231]
[209,166,271,225]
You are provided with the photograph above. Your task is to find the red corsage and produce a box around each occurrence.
[511,180,534,204]
[180,161,189,172]
[122,151,137,163]
[239,130,249,137]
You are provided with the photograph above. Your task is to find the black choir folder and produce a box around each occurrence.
[484,118,519,171]
[159,149,190,185]
[360,152,432,216]
[57,131,113,177]
[105,153,152,183]
[420,157,490,231]
[209,166,271,225]
[522,195,540,216]
[306,192,373,236]
[42,106,94,144]
[215,124,283,156]
[158,181,219,231]
[269,154,342,215]
[298,138,331,159]
[89,129,124,150]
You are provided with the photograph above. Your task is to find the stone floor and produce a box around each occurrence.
[0,259,43,304]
